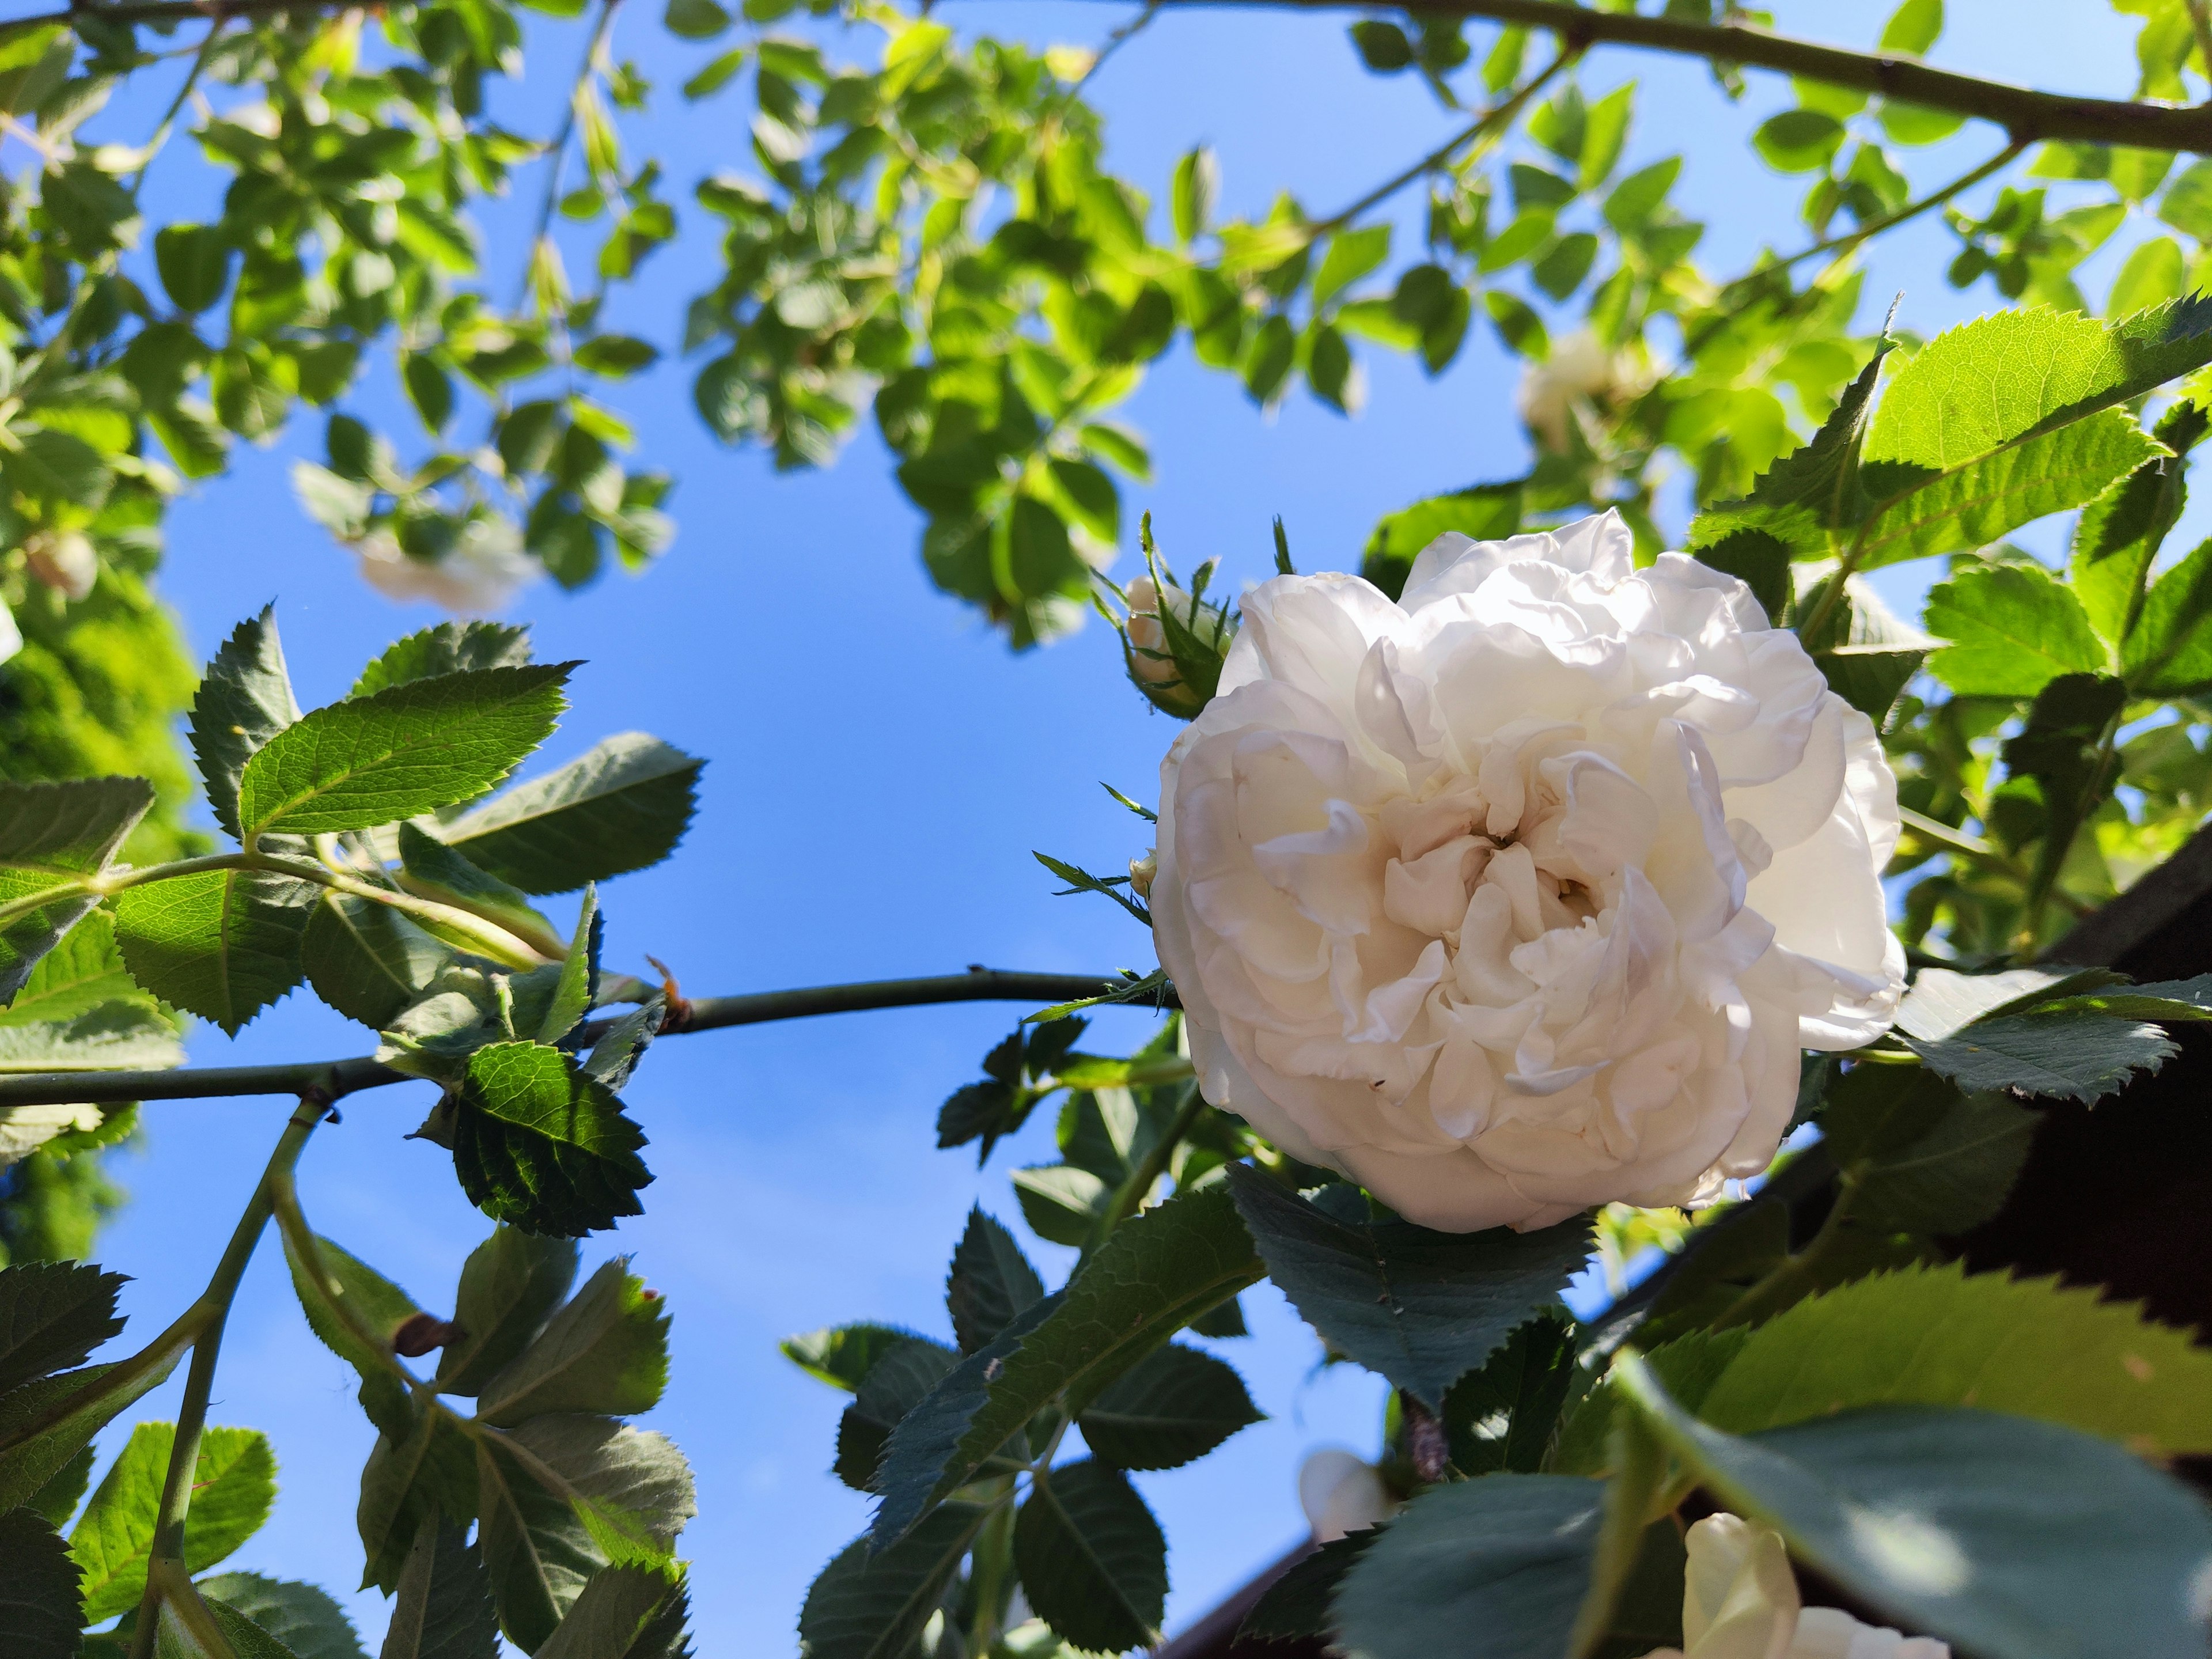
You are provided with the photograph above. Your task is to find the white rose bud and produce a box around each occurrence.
[1517,331,1639,454]
[1149,512,1903,1232]
[1296,1449,1396,1543]
[1639,1513,1951,1659]
[1121,558,1236,719]
[1128,849,1157,900]
[24,530,98,601]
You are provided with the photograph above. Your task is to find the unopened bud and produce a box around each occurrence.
[1128,850,1157,899]
[24,531,97,601]
[391,1312,465,1357]
[1119,558,1235,720]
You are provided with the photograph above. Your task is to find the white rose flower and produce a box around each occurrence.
[1641,1513,1951,1659]
[356,517,537,616]
[1149,512,1902,1232]
[1517,331,1641,453]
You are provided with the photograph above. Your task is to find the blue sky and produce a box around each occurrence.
[71,1,2154,1649]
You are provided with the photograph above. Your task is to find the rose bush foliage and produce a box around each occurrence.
[1152,513,1902,1230]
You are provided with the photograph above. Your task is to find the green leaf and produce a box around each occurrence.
[571,336,662,379]
[2160,158,2212,239]
[1362,484,1520,601]
[1012,1164,1111,1247]
[302,893,450,1030]
[1171,147,1217,244]
[194,1574,366,1659]
[1753,109,1843,173]
[1867,298,2212,468]
[837,1338,959,1492]
[782,1324,926,1392]
[0,778,155,1001]
[1226,1164,1592,1408]
[1823,1066,2037,1237]
[664,0,729,35]
[39,161,139,255]
[2070,400,2206,649]
[1443,1312,1578,1476]
[188,608,301,842]
[112,869,316,1035]
[452,1043,654,1240]
[1554,1328,1751,1476]
[1348,19,1413,70]
[1077,1343,1263,1471]
[236,666,573,840]
[352,624,534,699]
[1856,410,2161,573]
[1699,1262,2212,1453]
[945,1208,1044,1355]
[0,1355,179,1516]
[2109,236,2184,319]
[1617,1355,2212,1659]
[438,1228,579,1398]
[1331,1475,1603,1659]
[0,1262,124,1393]
[1238,1533,1375,1645]
[476,1257,668,1427]
[282,1232,421,1437]
[1,911,146,1027]
[427,734,703,895]
[2123,536,2212,694]
[0,1003,181,1082]
[535,1565,690,1659]
[475,1434,604,1652]
[380,1519,501,1659]
[1924,562,2107,696]
[872,1184,1262,1547]
[536,887,599,1046]
[0,1506,82,1659]
[154,222,232,314]
[25,1444,92,1529]
[1904,1009,2175,1101]
[799,1505,988,1659]
[1579,83,1631,187]
[499,1416,694,1566]
[1878,0,1942,53]
[1688,346,1888,559]
[1895,965,2123,1040]
[1312,225,1390,311]
[357,1408,478,1595]
[1014,1460,1165,1652]
[70,1422,276,1623]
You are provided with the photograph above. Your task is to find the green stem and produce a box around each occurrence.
[127,1092,332,1659]
[2014,721,2124,955]
[1705,1172,1859,1332]
[269,1172,427,1392]
[1090,1078,1207,1248]
[0,969,1161,1108]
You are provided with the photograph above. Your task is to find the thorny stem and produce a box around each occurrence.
[0,969,1165,1107]
[127,1090,334,1659]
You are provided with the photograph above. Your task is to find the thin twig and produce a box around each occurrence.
[1309,40,1576,236]
[1071,0,1158,95]
[0,969,1173,1107]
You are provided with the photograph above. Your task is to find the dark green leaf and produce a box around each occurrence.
[1689,346,1888,558]
[872,1184,1261,1547]
[24,1444,92,1530]
[430,735,703,894]
[945,1208,1044,1354]
[476,1257,668,1426]
[188,607,301,842]
[438,1228,579,1398]
[154,222,232,313]
[1226,1164,1592,1408]
[0,1262,124,1393]
[352,624,534,698]
[195,1574,366,1659]
[535,887,598,1047]
[535,1565,690,1659]
[1905,1009,2175,1102]
[0,1357,178,1516]
[0,1506,82,1659]
[0,778,154,1000]
[1015,1460,1165,1652]
[357,1407,478,1595]
[1349,20,1413,70]
[452,1043,653,1240]
[281,1232,421,1437]
[798,1505,987,1659]
[475,1434,604,1651]
[781,1324,927,1392]
[2123,536,2212,695]
[571,336,661,378]
[113,869,315,1035]
[836,1338,959,1492]
[1238,1532,1374,1644]
[1077,1343,1262,1471]
[499,1415,694,1566]
[1619,1357,2212,1659]
[1754,109,1844,173]
[302,893,449,1030]
[236,666,573,839]
[70,1422,275,1622]
[579,998,661,1090]
[380,1519,500,1659]
[1442,1312,1578,1476]
[40,162,139,255]
[1823,1066,2036,1237]
[1331,1475,1603,1659]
